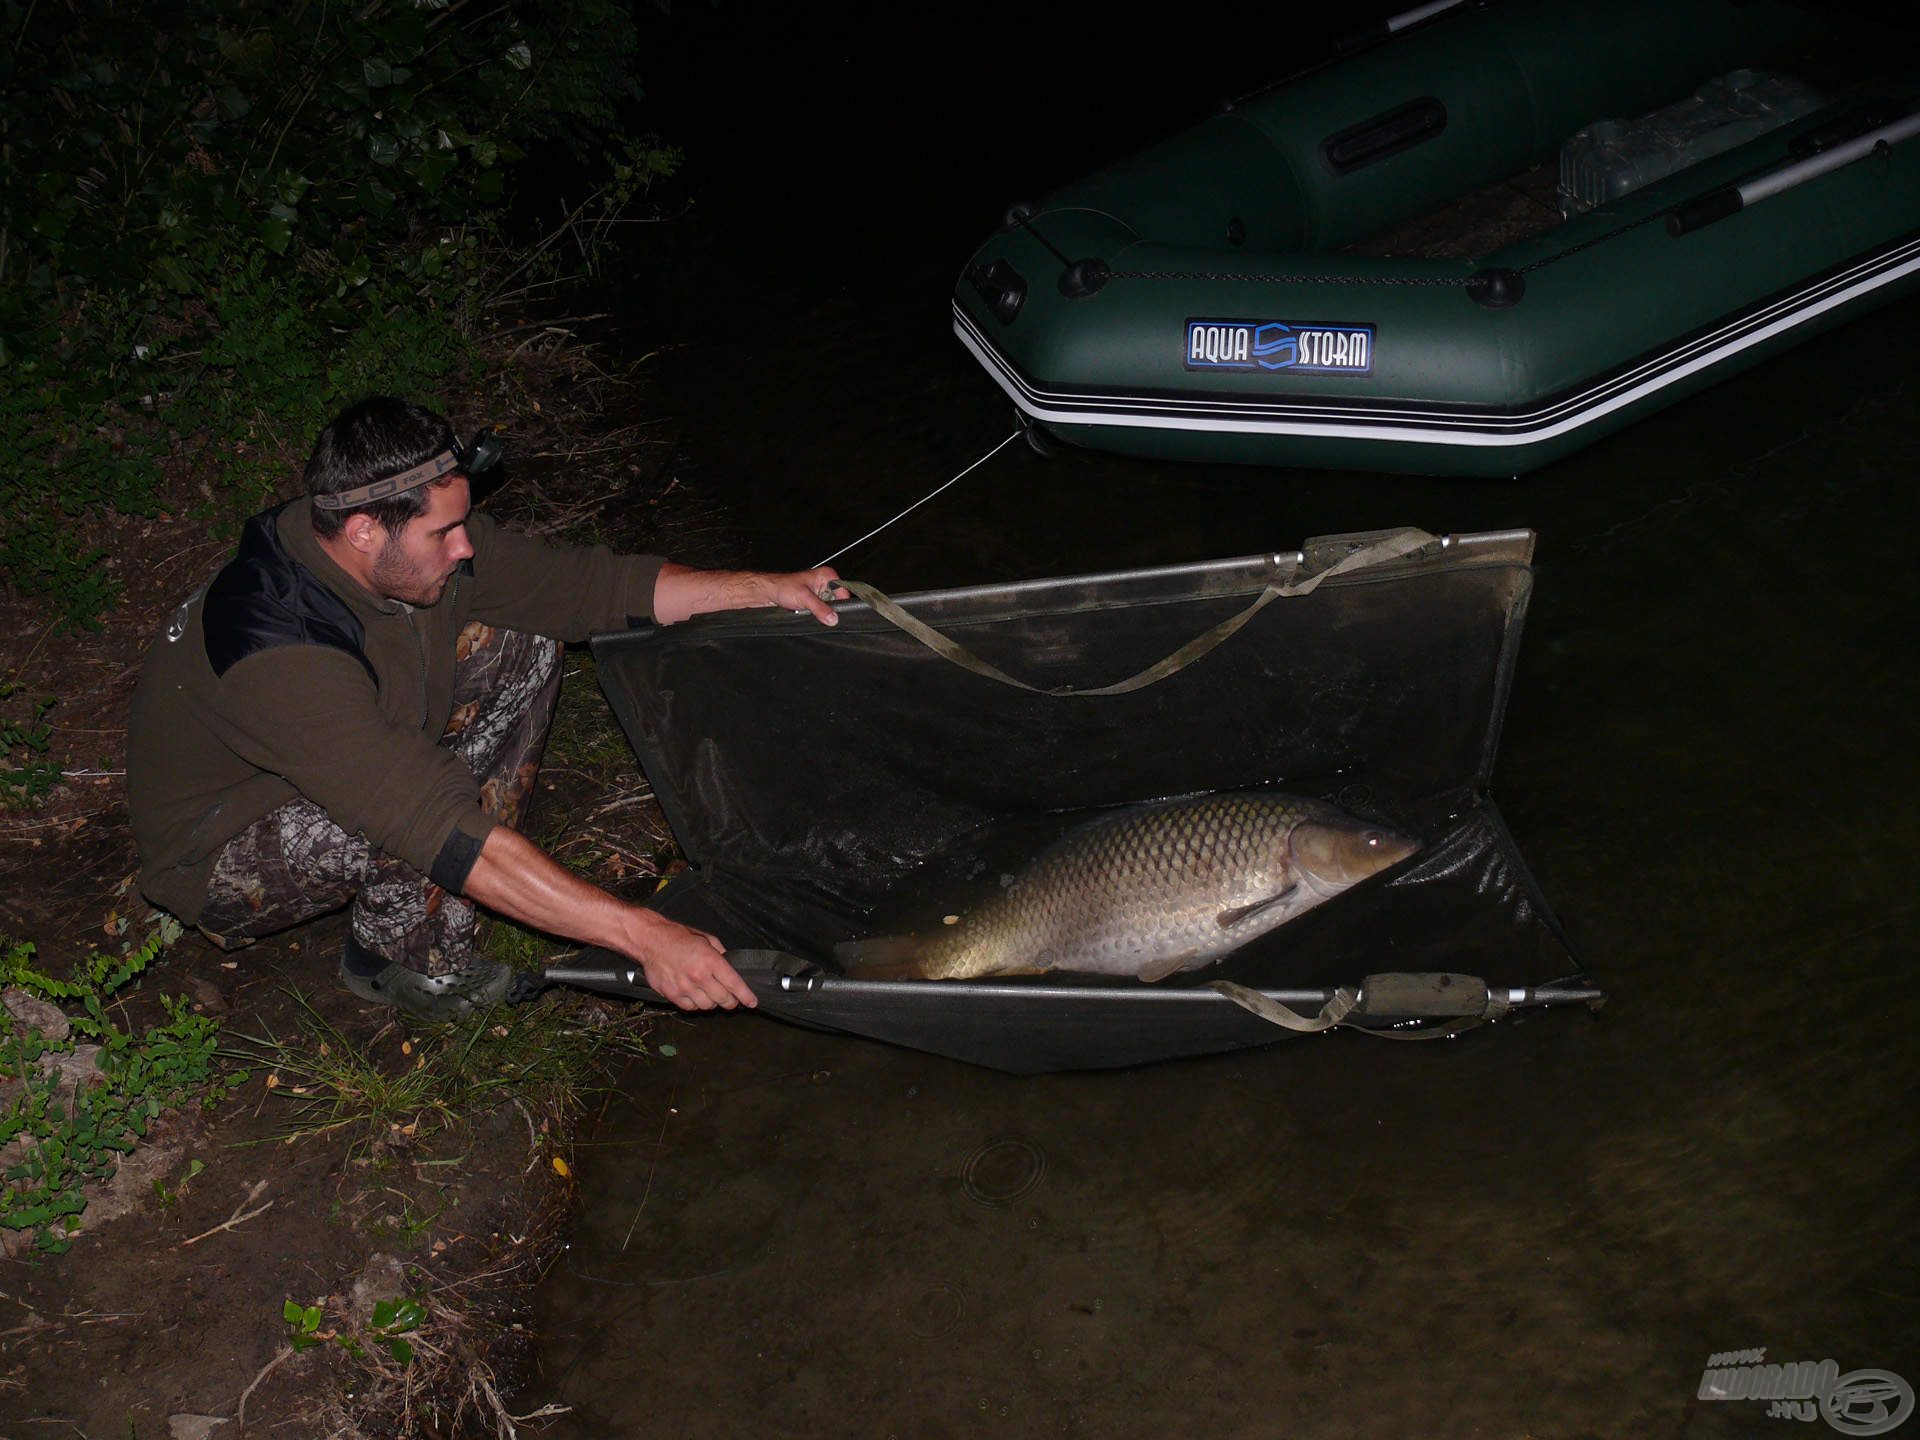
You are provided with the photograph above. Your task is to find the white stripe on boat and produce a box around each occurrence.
[953,235,1920,448]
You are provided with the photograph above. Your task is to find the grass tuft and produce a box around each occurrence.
[226,990,654,1156]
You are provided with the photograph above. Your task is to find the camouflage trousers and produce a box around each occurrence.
[196,625,562,976]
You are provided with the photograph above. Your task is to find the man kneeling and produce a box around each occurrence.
[128,396,843,1021]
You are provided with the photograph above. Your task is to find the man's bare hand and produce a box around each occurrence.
[753,566,849,626]
[464,827,758,1013]
[627,910,758,1010]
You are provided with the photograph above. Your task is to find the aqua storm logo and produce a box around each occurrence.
[1184,319,1375,376]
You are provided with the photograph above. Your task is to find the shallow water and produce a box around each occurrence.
[520,6,1920,1432]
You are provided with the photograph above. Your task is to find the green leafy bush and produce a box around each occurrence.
[0,0,669,625]
[0,684,61,806]
[1,921,244,1253]
[284,1293,426,1364]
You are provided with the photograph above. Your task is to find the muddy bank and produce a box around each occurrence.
[0,335,713,1437]
[3,922,578,1435]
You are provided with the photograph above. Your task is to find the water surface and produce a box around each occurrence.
[521,7,1920,1432]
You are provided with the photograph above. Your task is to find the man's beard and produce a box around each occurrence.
[371,537,447,606]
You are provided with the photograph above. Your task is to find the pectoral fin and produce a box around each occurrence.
[1136,950,1204,983]
[1216,883,1298,929]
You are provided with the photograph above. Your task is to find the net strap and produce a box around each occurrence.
[836,527,1439,697]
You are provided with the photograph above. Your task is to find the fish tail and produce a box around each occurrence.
[833,934,933,980]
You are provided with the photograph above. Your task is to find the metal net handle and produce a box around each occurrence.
[837,527,1439,698]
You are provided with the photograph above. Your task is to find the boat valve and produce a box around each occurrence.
[1058,258,1111,299]
[1466,266,1525,309]
[968,259,1027,324]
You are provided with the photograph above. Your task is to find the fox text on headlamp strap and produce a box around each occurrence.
[311,449,461,511]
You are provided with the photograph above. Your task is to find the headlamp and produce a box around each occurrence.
[312,425,505,511]
[456,426,504,477]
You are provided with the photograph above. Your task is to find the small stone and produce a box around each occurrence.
[348,1252,409,1329]
[167,1415,230,1440]
[49,1045,105,1100]
[3,987,69,1043]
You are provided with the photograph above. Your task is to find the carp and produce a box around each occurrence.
[837,791,1419,982]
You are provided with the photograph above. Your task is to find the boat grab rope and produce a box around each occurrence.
[1012,213,1078,269]
[1098,206,1675,288]
[1014,208,1474,289]
[1110,263,1474,288]
[812,430,1022,569]
[834,527,1439,697]
[1023,128,1869,292]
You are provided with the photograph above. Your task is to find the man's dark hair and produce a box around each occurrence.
[305,396,458,539]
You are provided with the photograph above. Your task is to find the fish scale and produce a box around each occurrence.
[855,791,1417,982]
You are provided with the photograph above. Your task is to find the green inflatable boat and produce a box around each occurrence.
[951,0,1920,477]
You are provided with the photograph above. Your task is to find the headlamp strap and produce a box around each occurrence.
[311,449,461,512]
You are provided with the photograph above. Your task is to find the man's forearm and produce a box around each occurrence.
[461,824,640,953]
[652,561,846,626]
[460,826,756,1009]
[651,563,765,625]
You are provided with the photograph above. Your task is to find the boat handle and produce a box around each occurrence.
[1322,96,1448,176]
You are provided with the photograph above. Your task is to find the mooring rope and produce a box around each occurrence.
[811,429,1021,569]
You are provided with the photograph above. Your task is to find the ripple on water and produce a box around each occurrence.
[962,1137,1048,1206]
[1074,1095,1301,1260]
[905,1282,968,1339]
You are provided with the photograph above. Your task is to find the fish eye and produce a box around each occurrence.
[1363,832,1382,848]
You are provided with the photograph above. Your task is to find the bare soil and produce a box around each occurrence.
[0,325,709,1438]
